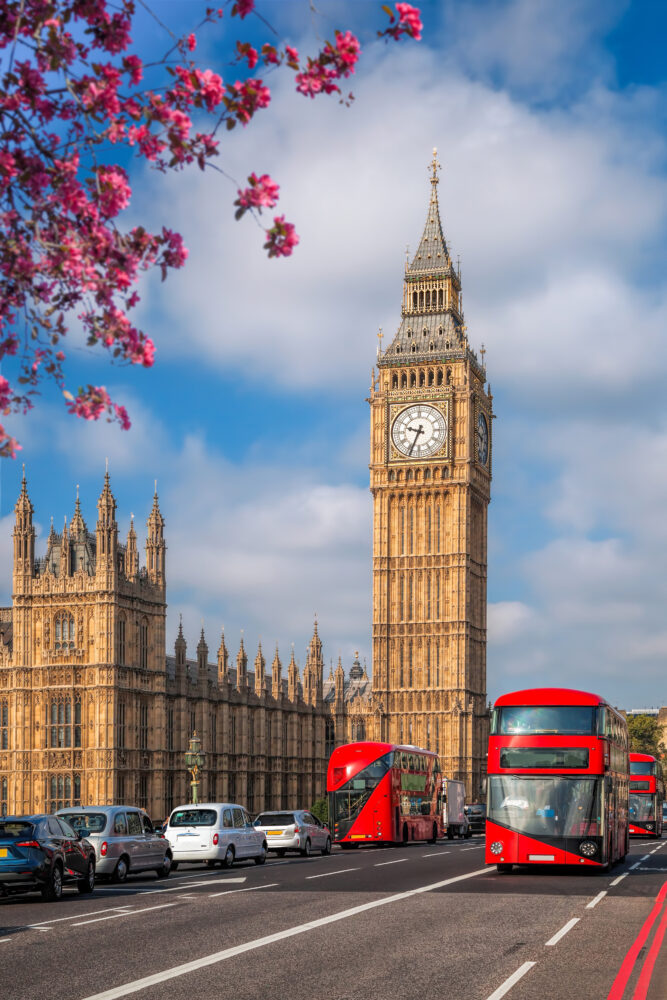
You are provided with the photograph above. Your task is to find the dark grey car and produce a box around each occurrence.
[57,806,172,882]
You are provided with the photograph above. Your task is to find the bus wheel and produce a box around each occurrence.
[402,825,408,845]
[447,828,454,840]
[429,824,437,844]
[497,863,513,873]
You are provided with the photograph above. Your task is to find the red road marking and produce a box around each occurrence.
[606,881,667,1000]
[632,887,667,1000]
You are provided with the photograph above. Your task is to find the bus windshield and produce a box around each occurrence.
[492,705,597,736]
[630,761,655,776]
[330,751,394,840]
[488,775,602,838]
[629,795,655,822]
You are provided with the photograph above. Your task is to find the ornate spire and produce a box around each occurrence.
[272,644,282,700]
[175,614,186,671]
[146,484,165,586]
[126,513,138,579]
[217,627,229,683]
[255,641,267,696]
[236,635,248,689]
[406,148,449,275]
[70,484,87,538]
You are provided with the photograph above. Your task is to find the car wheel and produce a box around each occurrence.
[156,854,172,879]
[170,861,179,871]
[42,862,63,902]
[77,860,95,895]
[254,844,267,866]
[112,855,129,884]
[223,845,235,868]
[301,838,311,858]
[322,837,332,856]
[497,863,513,873]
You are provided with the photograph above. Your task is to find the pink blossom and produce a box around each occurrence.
[0,375,11,410]
[95,166,131,217]
[198,68,224,110]
[228,79,271,124]
[396,3,423,40]
[335,30,361,68]
[232,0,255,19]
[285,45,299,64]
[187,33,197,51]
[264,215,299,258]
[235,172,280,215]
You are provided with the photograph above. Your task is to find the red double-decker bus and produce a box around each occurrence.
[485,688,629,872]
[629,752,664,837]
[327,741,444,846]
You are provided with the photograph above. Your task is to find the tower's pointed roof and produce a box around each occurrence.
[406,149,449,274]
[70,485,87,537]
[15,466,33,517]
[148,482,164,529]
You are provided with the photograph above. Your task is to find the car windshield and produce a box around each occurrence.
[254,813,295,826]
[0,820,35,838]
[169,809,217,827]
[59,812,107,833]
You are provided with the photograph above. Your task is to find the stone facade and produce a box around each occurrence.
[0,475,330,819]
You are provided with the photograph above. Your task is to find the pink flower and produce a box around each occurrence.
[264,215,299,258]
[335,30,361,68]
[228,79,271,124]
[198,68,224,111]
[237,42,258,69]
[232,0,255,18]
[187,33,197,52]
[285,45,299,64]
[95,166,131,217]
[235,172,280,215]
[0,375,11,410]
[396,3,423,40]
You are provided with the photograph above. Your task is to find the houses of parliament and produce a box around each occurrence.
[0,156,492,819]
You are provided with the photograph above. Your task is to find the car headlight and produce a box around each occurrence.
[490,841,503,855]
[579,840,597,857]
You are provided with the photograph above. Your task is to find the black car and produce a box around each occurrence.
[0,814,96,902]
[464,803,487,835]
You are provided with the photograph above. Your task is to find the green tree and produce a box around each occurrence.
[310,797,328,825]
[627,714,666,759]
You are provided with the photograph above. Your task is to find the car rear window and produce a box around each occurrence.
[0,820,34,838]
[169,809,218,827]
[59,812,107,833]
[254,813,295,826]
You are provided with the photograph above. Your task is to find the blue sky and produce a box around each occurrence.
[1,0,666,707]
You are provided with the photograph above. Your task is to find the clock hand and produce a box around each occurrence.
[408,423,424,456]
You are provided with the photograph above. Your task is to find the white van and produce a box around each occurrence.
[166,803,268,869]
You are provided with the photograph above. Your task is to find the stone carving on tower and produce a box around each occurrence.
[369,151,492,798]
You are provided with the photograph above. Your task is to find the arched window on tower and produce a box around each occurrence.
[438,288,444,307]
[54,612,75,651]
[410,371,416,386]
[117,614,126,666]
[392,374,398,389]
[400,507,405,554]
[325,717,335,758]
[399,643,404,686]
[426,642,431,685]
[408,576,413,620]
[446,368,452,385]
[436,505,441,554]
[436,370,443,386]
[139,618,148,670]
[425,289,430,308]
[419,290,424,309]
[427,573,431,618]
[401,373,407,388]
[419,370,425,386]
[428,369,434,384]
[409,507,414,555]
[400,576,404,620]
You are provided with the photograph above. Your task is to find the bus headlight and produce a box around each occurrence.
[490,841,503,855]
[579,841,597,857]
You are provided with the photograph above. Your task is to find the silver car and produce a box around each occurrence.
[57,806,172,882]
[254,810,331,856]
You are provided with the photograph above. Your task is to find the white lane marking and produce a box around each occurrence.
[641,854,651,861]
[422,851,450,857]
[29,906,133,928]
[374,859,407,867]
[79,867,491,1000]
[462,846,484,851]
[630,862,641,870]
[305,868,359,880]
[71,903,178,927]
[95,877,245,895]
[485,962,536,1000]
[586,891,607,909]
[209,883,279,898]
[545,917,580,947]
[0,938,12,943]
[610,874,627,887]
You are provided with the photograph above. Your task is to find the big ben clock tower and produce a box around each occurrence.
[370,151,492,799]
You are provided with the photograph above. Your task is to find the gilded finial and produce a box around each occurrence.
[154,479,158,497]
[430,147,441,184]
[377,327,383,358]
[480,343,486,365]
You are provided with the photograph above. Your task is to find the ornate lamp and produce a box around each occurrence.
[185,730,205,805]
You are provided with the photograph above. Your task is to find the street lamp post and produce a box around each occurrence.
[185,731,205,805]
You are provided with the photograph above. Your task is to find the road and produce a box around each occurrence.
[1,835,665,1000]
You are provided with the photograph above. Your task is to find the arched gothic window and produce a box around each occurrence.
[139,618,149,670]
[117,614,126,666]
[392,374,398,389]
[436,370,443,386]
[47,773,80,811]
[47,694,81,748]
[401,373,407,388]
[0,776,7,816]
[54,612,75,650]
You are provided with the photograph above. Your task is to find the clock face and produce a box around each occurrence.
[476,411,489,465]
[391,404,447,459]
